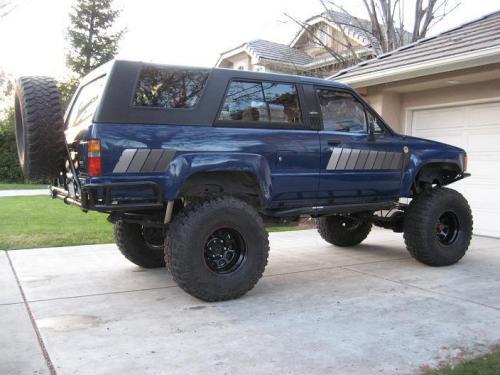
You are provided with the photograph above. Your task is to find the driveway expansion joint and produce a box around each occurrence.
[6,251,57,375]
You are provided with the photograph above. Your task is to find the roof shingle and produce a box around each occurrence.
[246,39,314,66]
[332,10,500,80]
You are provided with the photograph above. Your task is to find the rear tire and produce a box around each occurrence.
[14,76,66,181]
[165,197,269,302]
[317,215,372,247]
[403,187,473,266]
[114,221,166,268]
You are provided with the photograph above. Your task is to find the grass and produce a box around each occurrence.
[0,196,306,250]
[425,351,500,375]
[0,196,113,250]
[0,183,48,190]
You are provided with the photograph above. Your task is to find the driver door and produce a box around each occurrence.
[315,87,405,204]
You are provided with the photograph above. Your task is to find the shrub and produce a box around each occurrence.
[0,108,24,183]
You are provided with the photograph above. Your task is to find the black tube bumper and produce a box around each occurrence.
[50,181,164,212]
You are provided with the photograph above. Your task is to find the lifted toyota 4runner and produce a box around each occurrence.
[14,60,472,301]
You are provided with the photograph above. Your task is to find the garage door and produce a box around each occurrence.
[410,101,500,237]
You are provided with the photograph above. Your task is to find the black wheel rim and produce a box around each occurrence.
[436,211,460,245]
[204,228,246,274]
[142,227,165,251]
[339,216,362,231]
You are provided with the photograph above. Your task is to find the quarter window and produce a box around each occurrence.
[317,89,367,133]
[67,76,106,129]
[367,111,384,134]
[133,66,209,109]
[219,80,302,124]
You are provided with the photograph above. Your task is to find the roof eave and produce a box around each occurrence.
[330,46,500,87]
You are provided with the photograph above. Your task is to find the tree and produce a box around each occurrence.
[66,0,124,77]
[0,69,13,99]
[0,108,24,183]
[57,78,80,111]
[287,0,460,68]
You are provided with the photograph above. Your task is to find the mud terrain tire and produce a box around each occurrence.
[14,76,66,181]
[114,220,166,268]
[165,197,269,302]
[318,215,372,247]
[403,187,472,266]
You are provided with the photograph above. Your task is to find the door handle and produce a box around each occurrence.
[327,139,342,146]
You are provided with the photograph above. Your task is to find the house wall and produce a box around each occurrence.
[220,52,252,71]
[362,71,500,133]
[296,22,364,59]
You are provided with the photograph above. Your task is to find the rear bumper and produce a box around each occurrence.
[50,181,164,212]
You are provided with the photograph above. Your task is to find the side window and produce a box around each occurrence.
[218,80,302,125]
[133,66,209,109]
[367,111,384,134]
[262,82,301,124]
[67,76,106,129]
[218,81,268,122]
[317,89,367,133]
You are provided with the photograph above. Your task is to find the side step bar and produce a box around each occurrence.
[272,201,398,218]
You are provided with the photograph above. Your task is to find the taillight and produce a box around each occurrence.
[87,139,102,176]
[463,153,468,172]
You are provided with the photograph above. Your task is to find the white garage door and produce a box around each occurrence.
[410,101,500,237]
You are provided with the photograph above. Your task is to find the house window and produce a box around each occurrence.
[133,66,209,109]
[317,89,366,133]
[237,65,245,70]
[218,80,302,124]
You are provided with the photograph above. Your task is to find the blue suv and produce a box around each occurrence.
[14,60,472,301]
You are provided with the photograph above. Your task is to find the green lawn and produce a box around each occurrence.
[0,183,48,190]
[0,196,304,250]
[425,351,500,375]
[0,196,113,249]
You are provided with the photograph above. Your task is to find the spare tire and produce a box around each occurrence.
[14,76,66,181]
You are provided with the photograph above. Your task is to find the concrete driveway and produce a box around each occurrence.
[0,189,49,197]
[2,229,500,375]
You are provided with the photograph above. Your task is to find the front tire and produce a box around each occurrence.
[317,215,372,247]
[403,187,473,266]
[165,197,269,302]
[114,221,166,268]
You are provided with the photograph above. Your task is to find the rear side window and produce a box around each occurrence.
[218,80,302,124]
[317,89,366,133]
[67,76,106,129]
[133,66,209,109]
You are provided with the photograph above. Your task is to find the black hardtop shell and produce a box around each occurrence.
[82,59,349,126]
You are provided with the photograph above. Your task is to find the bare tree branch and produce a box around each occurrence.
[284,0,460,77]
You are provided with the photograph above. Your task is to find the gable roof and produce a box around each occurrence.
[216,39,314,68]
[289,11,375,49]
[331,10,500,86]
[246,39,314,66]
[290,10,412,52]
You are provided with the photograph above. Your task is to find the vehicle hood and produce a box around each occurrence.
[400,135,465,154]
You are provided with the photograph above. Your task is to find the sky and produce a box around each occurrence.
[0,0,499,82]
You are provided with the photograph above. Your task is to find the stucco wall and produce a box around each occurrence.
[223,52,252,70]
[364,77,500,134]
